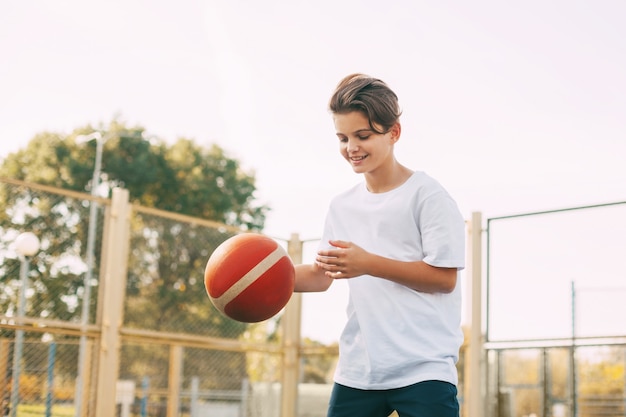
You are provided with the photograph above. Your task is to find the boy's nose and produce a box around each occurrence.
[347,138,360,152]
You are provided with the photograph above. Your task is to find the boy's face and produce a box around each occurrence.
[333,111,399,175]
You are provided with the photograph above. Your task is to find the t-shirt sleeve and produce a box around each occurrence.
[419,191,466,270]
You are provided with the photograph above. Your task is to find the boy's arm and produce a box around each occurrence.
[366,257,457,293]
[316,240,458,294]
[294,263,333,292]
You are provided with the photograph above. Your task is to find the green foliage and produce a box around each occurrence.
[499,347,626,417]
[579,350,625,395]
[0,121,268,229]
[0,120,270,381]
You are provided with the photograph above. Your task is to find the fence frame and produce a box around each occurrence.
[2,177,482,417]
[0,178,313,417]
[483,201,626,417]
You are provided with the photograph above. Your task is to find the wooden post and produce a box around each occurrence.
[94,188,131,417]
[465,212,483,417]
[167,345,183,417]
[280,233,303,417]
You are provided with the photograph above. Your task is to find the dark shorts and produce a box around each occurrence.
[327,380,459,417]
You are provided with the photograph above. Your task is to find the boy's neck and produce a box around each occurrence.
[365,163,413,193]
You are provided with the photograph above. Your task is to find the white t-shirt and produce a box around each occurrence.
[320,171,466,390]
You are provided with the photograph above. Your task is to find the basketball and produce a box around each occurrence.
[204,233,295,323]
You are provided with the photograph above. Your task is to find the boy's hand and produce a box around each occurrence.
[315,240,370,279]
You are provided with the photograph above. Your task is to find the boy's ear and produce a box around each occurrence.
[390,122,401,142]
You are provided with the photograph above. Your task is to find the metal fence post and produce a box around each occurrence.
[141,377,149,417]
[45,342,56,417]
[94,187,131,417]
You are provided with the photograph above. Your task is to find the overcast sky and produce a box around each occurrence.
[1,0,625,343]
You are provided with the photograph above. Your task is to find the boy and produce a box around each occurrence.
[294,74,465,417]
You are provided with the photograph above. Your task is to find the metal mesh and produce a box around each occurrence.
[0,333,85,417]
[493,346,626,417]
[124,208,252,339]
[0,178,338,417]
[0,181,105,325]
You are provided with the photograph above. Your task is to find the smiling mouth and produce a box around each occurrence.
[350,155,367,162]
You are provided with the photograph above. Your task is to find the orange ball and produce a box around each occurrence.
[204,233,295,323]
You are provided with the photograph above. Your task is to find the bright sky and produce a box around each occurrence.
[1,0,625,343]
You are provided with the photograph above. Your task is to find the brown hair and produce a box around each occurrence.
[328,73,402,134]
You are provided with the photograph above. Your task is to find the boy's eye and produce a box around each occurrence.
[337,134,370,142]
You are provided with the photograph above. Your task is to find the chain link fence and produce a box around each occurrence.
[0,178,340,417]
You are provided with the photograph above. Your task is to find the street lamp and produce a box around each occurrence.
[74,131,109,417]
[11,232,40,417]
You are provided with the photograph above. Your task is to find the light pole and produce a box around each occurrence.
[74,132,108,417]
[11,232,40,417]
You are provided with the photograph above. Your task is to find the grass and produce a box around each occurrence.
[16,404,74,417]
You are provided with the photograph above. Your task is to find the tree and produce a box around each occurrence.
[300,338,338,383]
[578,347,625,417]
[0,120,270,387]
